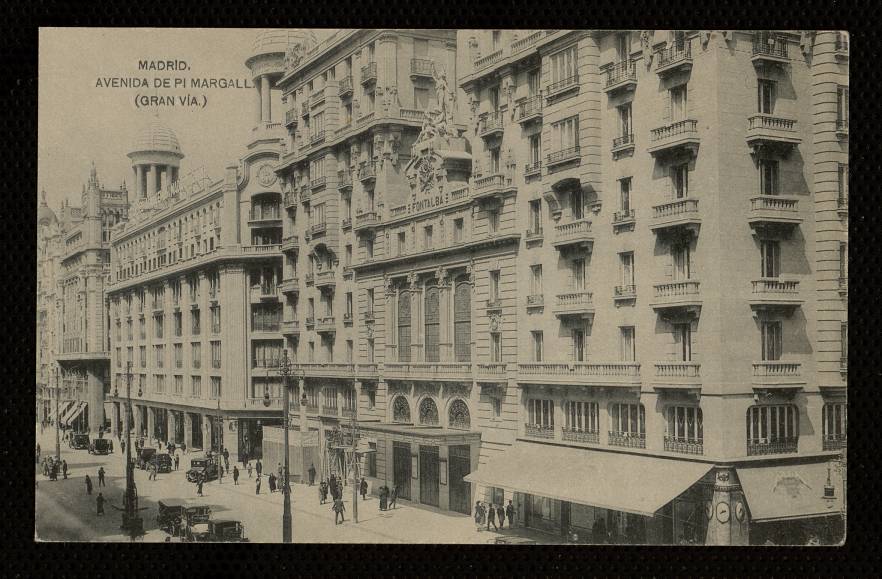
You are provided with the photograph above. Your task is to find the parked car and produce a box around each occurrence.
[191,519,249,542]
[186,456,219,483]
[69,433,90,450]
[89,438,112,455]
[151,453,173,474]
[137,447,157,469]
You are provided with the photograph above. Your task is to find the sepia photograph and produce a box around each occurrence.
[35,28,847,545]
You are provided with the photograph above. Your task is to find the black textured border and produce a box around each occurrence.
[3,1,879,576]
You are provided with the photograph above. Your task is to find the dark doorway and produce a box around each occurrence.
[393,441,412,501]
[420,445,440,507]
[190,413,203,450]
[448,444,472,514]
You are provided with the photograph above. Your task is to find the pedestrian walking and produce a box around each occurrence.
[174,454,179,471]
[474,502,484,531]
[333,496,346,524]
[120,440,126,455]
[319,480,328,504]
[85,474,93,495]
[96,493,105,516]
[218,464,224,484]
[255,476,261,495]
[389,484,398,509]
[62,460,68,480]
[233,466,239,485]
[487,503,498,531]
[329,474,337,498]
[247,462,253,478]
[497,504,506,530]
[360,477,368,501]
[109,440,113,453]
[379,485,388,511]
[308,463,316,486]
[256,459,262,478]
[506,500,515,529]
[197,477,204,497]
[223,447,230,465]
[277,462,283,484]
[97,467,106,487]
[268,473,277,493]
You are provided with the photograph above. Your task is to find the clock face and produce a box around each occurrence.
[715,501,731,524]
[257,164,277,187]
[735,501,746,522]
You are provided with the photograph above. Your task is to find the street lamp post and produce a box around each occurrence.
[54,366,61,461]
[273,351,293,543]
[116,361,143,537]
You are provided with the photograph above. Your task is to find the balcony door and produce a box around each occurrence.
[674,323,692,361]
[672,163,689,199]
[759,159,779,196]
[572,189,584,220]
[571,258,586,291]
[760,240,780,278]
[761,321,783,361]
[572,329,585,362]
[672,244,691,281]
[670,85,688,122]
[618,103,632,138]
[758,79,776,115]
[528,70,540,98]
[617,32,631,62]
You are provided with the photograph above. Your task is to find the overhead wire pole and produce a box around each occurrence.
[54,366,61,460]
[351,397,358,524]
[274,351,293,543]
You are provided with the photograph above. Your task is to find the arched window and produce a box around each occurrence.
[419,398,439,426]
[398,291,411,362]
[424,282,440,362]
[448,399,471,430]
[454,277,471,362]
[392,396,411,423]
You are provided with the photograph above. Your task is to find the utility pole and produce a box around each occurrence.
[350,403,359,524]
[119,361,142,538]
[54,366,61,460]
[275,351,293,543]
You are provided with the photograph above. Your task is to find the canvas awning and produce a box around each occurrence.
[58,400,78,424]
[737,462,843,522]
[464,443,713,517]
[62,401,87,427]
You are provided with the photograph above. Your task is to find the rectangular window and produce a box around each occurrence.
[308,341,315,363]
[191,309,201,335]
[674,323,692,362]
[414,37,429,58]
[672,243,691,281]
[617,32,631,61]
[252,340,283,368]
[346,339,354,363]
[747,405,797,445]
[211,306,221,334]
[174,344,182,368]
[453,218,464,243]
[154,345,164,368]
[211,341,221,369]
[155,375,165,394]
[618,102,632,137]
[670,84,688,121]
[552,116,579,151]
[488,86,500,111]
[666,406,703,443]
[139,346,146,368]
[758,79,776,114]
[191,376,202,398]
[174,375,183,395]
[761,321,783,361]
[572,328,585,362]
[840,242,848,281]
[491,30,502,50]
[527,69,540,97]
[491,332,502,362]
[154,314,164,339]
[837,85,849,124]
[572,189,584,220]
[366,288,375,316]
[488,208,500,233]
[345,244,352,267]
[211,376,221,399]
[414,87,430,110]
[528,399,555,428]
[571,258,586,291]
[838,163,848,207]
[139,318,146,340]
[610,402,646,436]
[565,400,599,434]
[620,326,636,362]
[620,252,635,286]
[823,402,846,441]
[672,163,689,198]
[841,322,848,367]
[489,148,500,174]
[423,225,434,250]
[531,331,544,362]
[760,240,781,278]
[174,312,182,337]
[550,46,577,84]
[346,292,353,318]
[367,339,375,363]
[530,264,543,295]
[397,231,406,256]
[489,270,500,302]
[529,200,542,235]
[116,347,121,368]
[619,177,632,213]
[759,159,779,196]
[191,342,201,369]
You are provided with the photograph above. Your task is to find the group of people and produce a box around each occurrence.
[474,500,515,532]
[39,455,68,481]
[377,484,398,511]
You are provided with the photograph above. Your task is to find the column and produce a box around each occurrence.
[147,407,156,442]
[255,80,263,125]
[152,164,161,196]
[135,165,145,199]
[439,282,451,360]
[260,75,271,123]
[87,367,104,437]
[111,402,120,438]
[183,413,193,449]
[133,404,143,438]
[202,414,212,451]
[168,411,176,444]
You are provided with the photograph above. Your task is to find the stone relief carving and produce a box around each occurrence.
[800,31,815,57]
[641,30,654,68]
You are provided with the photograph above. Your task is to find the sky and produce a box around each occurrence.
[38,28,271,210]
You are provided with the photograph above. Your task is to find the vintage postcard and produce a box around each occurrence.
[36,28,847,544]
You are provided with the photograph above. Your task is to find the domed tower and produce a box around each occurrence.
[128,115,184,200]
[37,189,58,229]
[246,29,318,128]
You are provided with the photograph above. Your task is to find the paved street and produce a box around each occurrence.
[35,425,546,543]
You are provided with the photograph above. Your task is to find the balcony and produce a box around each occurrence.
[664,437,703,455]
[309,87,325,107]
[751,361,806,389]
[511,30,543,54]
[747,437,798,456]
[284,191,298,208]
[516,96,543,124]
[252,284,280,302]
[746,114,801,156]
[309,131,326,146]
[647,119,700,157]
[526,294,544,308]
[603,60,637,93]
[608,431,646,449]
[305,315,315,327]
[612,209,636,230]
[354,211,379,233]
[524,423,555,440]
[474,49,504,72]
[281,235,300,253]
[321,405,339,417]
[285,108,299,127]
[653,362,701,391]
[748,196,802,233]
[613,284,637,301]
[517,362,641,388]
[384,362,474,382]
[478,111,504,138]
[410,58,435,78]
[338,76,353,97]
[552,291,594,318]
[475,362,507,382]
[314,270,335,291]
[552,218,593,250]
[749,279,803,314]
[310,222,327,237]
[337,169,353,190]
[650,198,700,234]
[546,146,581,168]
[310,176,327,190]
[751,35,789,66]
[304,273,314,286]
[297,363,358,379]
[823,434,847,451]
[281,320,300,335]
[834,34,849,59]
[280,277,299,295]
[473,174,509,200]
[360,62,377,84]
[611,133,635,159]
[315,316,336,333]
[656,43,692,75]
[836,118,849,138]
[524,161,542,178]
[358,161,377,183]
[651,280,702,316]
[562,429,600,444]
[247,210,283,227]
[545,75,579,99]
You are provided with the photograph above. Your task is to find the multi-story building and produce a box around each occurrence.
[103,31,311,460]
[40,165,129,436]
[457,29,846,545]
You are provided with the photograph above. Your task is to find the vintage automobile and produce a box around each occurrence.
[89,438,112,455]
[137,448,157,470]
[69,433,90,450]
[157,501,186,535]
[158,503,212,541]
[151,453,173,474]
[186,456,219,483]
[191,519,249,543]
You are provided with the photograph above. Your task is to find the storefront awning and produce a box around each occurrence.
[464,443,713,517]
[58,400,78,424]
[737,462,843,522]
[62,402,87,427]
